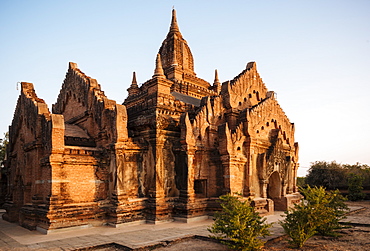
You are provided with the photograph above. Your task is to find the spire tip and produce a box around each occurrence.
[170,8,179,32]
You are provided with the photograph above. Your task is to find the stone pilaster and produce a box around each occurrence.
[183,148,196,200]
[260,179,268,198]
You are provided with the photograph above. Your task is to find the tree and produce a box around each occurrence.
[0,132,9,168]
[347,173,366,201]
[0,132,9,207]
[296,177,306,187]
[306,161,370,191]
[344,163,370,190]
[305,161,347,189]
[208,193,271,251]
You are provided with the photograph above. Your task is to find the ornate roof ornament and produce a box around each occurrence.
[170,9,180,33]
[127,71,139,95]
[131,72,138,88]
[213,69,221,94]
[214,69,220,85]
[153,54,166,78]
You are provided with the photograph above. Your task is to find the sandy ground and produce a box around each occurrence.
[149,225,370,251]
[263,200,370,251]
[263,226,370,250]
[99,201,370,251]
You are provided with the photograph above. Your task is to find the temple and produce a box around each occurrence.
[3,10,301,233]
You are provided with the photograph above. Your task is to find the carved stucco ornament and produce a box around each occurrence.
[258,138,290,182]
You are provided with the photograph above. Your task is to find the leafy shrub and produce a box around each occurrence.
[280,186,348,248]
[302,186,348,236]
[208,193,271,251]
[279,201,317,248]
[348,173,366,201]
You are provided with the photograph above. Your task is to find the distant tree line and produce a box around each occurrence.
[0,132,8,168]
[0,132,9,207]
[301,161,369,200]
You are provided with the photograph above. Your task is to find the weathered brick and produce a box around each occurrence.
[3,9,301,232]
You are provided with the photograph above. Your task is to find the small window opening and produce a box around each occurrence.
[194,179,207,197]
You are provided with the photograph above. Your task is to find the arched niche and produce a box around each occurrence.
[267,171,281,199]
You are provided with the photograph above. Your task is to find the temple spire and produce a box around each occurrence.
[131,72,138,88]
[127,71,139,96]
[214,69,220,85]
[153,54,165,78]
[158,9,195,77]
[170,8,179,32]
[213,69,221,94]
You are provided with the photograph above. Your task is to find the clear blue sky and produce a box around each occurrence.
[1,0,369,176]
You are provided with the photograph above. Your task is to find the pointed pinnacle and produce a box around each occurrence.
[214,69,220,85]
[131,72,138,88]
[153,54,165,78]
[170,9,180,32]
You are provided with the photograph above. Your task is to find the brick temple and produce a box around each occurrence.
[3,10,301,233]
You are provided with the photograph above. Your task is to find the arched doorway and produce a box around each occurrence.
[267,171,288,211]
[268,171,281,199]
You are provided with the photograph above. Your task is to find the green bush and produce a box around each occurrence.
[208,193,271,251]
[302,186,348,236]
[280,186,348,248]
[279,201,317,248]
[348,173,366,201]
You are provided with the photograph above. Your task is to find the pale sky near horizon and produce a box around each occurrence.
[1,0,369,177]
